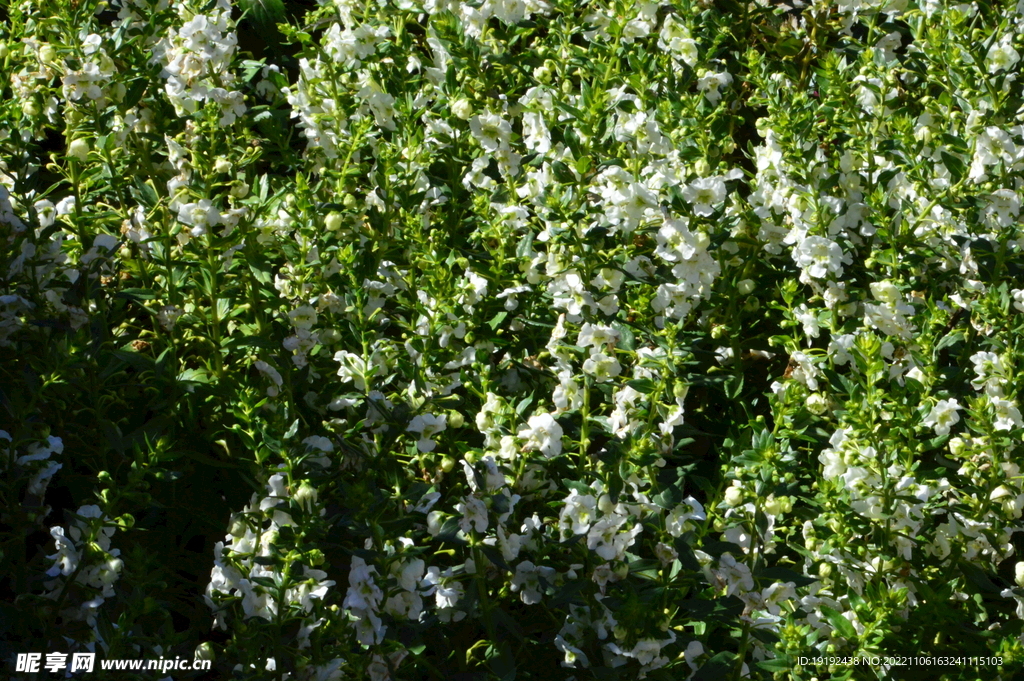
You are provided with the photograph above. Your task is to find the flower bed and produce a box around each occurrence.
[3,0,1024,678]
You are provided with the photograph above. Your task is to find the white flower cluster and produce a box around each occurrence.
[44,506,123,633]
[153,0,245,125]
[3,431,63,499]
[206,475,334,635]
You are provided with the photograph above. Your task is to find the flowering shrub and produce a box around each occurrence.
[5,0,1024,678]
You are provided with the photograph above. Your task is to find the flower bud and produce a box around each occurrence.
[451,99,473,120]
[723,485,743,507]
[22,98,41,117]
[806,393,828,415]
[737,279,755,295]
[427,510,445,536]
[39,44,57,63]
[991,485,1012,501]
[325,212,343,231]
[69,138,90,162]
[195,643,216,662]
[228,514,248,538]
[293,481,318,511]
[214,157,232,174]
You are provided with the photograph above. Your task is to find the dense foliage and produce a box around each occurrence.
[4,0,1024,678]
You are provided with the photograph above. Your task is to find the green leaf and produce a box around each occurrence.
[611,321,636,350]
[692,651,736,681]
[516,232,534,259]
[488,311,508,330]
[626,378,657,394]
[940,151,966,182]
[238,0,286,32]
[821,604,858,640]
[178,368,212,383]
[550,160,576,184]
[757,566,816,587]
[117,288,157,301]
[756,656,792,672]
[652,484,684,509]
[959,560,1002,594]
[515,394,534,416]
[562,479,592,495]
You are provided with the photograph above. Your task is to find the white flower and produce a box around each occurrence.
[712,553,754,596]
[793,304,820,340]
[762,581,796,615]
[253,360,284,396]
[518,413,563,458]
[576,322,620,350]
[469,111,512,152]
[654,217,708,262]
[970,351,1005,396]
[56,196,76,216]
[582,352,622,383]
[496,285,531,311]
[176,198,222,236]
[681,176,726,216]
[987,38,1020,73]
[510,561,555,604]
[407,413,447,452]
[554,635,589,668]
[696,69,732,105]
[334,351,369,390]
[666,497,706,537]
[991,398,1023,432]
[793,235,844,279]
[658,14,698,66]
[923,399,961,437]
[560,490,598,536]
[552,371,583,413]
[789,351,819,391]
[457,496,488,534]
[1011,289,1024,313]
[587,512,642,561]
[288,306,318,330]
[819,445,846,479]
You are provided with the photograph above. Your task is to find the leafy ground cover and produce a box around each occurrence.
[4,0,1024,678]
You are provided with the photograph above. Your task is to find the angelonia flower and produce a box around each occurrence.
[10,0,1024,676]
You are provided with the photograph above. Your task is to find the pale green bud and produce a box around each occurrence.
[451,99,473,120]
[325,212,343,231]
[69,138,90,162]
